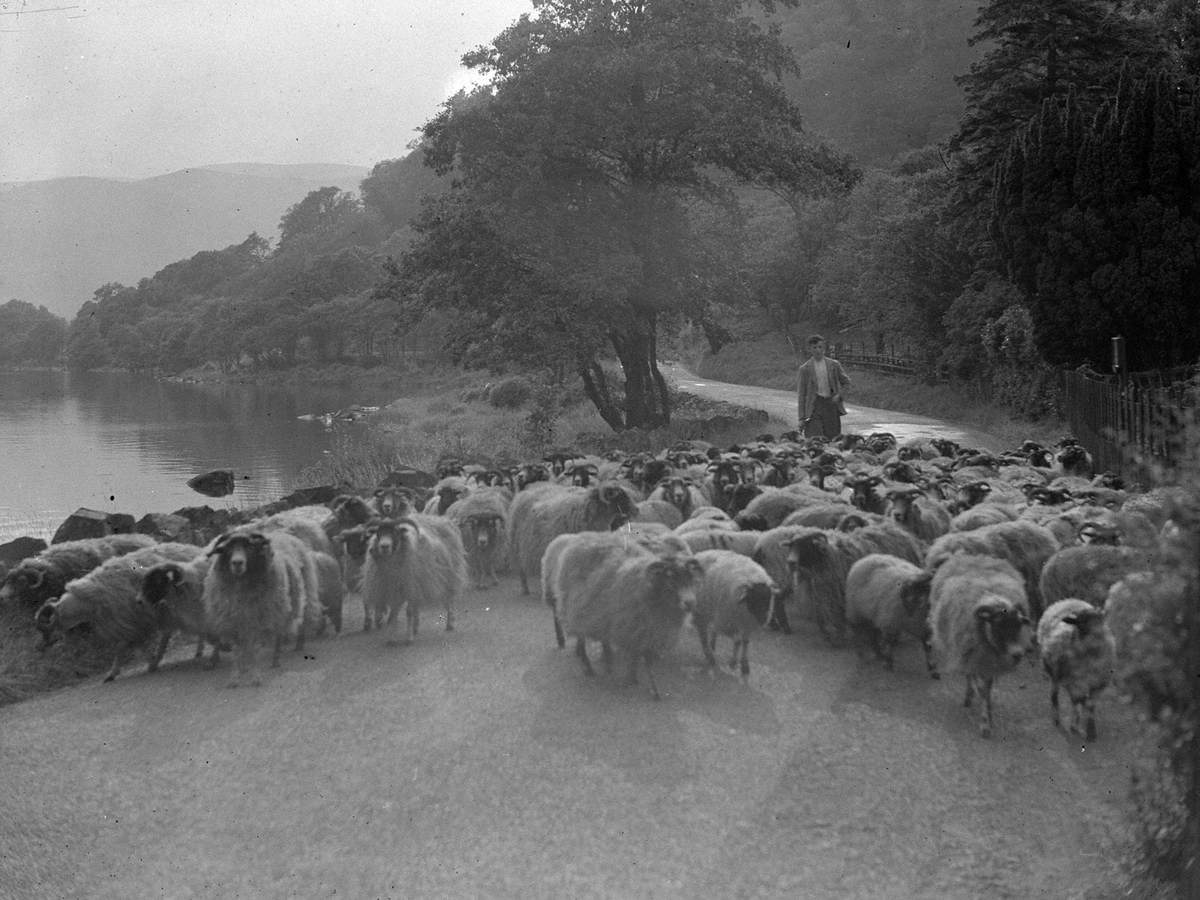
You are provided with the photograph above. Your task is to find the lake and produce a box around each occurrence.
[0,370,400,544]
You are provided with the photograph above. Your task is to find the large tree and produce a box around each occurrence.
[991,69,1200,370]
[393,0,857,430]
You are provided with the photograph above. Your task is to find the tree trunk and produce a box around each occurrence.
[580,360,626,431]
[609,318,670,431]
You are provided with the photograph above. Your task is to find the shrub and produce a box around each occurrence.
[489,376,534,409]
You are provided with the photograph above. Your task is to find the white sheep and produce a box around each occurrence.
[1038,543,1155,610]
[1,533,158,608]
[631,498,685,530]
[843,553,934,672]
[690,549,776,678]
[928,553,1034,737]
[508,481,639,595]
[1036,598,1117,741]
[203,529,323,687]
[360,515,467,646]
[925,518,1059,621]
[678,528,760,557]
[33,542,206,682]
[553,541,702,700]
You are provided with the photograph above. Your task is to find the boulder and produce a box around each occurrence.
[0,536,49,569]
[186,469,236,498]
[50,509,135,544]
[135,512,196,544]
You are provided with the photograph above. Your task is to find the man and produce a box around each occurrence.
[797,334,851,439]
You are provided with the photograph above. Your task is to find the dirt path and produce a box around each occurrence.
[663,363,1005,450]
[1,573,1137,899]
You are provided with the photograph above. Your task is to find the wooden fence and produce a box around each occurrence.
[829,342,918,376]
[1062,367,1199,482]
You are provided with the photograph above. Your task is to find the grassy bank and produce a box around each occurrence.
[690,329,1069,450]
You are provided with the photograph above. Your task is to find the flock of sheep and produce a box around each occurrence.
[0,429,1188,739]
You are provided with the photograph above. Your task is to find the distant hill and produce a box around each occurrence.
[0,163,370,319]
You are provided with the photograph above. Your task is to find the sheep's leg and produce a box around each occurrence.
[880,635,897,671]
[695,618,717,668]
[362,596,374,632]
[601,642,614,675]
[271,634,284,668]
[976,676,995,738]
[293,623,306,654]
[206,639,222,669]
[641,652,662,701]
[737,639,750,679]
[519,568,530,596]
[769,589,792,634]
[575,637,595,676]
[923,629,939,679]
[193,636,205,660]
[444,601,454,632]
[103,646,132,683]
[553,614,566,649]
[228,639,249,688]
[962,676,975,708]
[1082,695,1098,743]
[147,630,173,673]
[1049,678,1062,729]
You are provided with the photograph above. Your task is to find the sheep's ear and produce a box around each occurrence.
[974,606,995,623]
[166,565,184,584]
[374,488,386,497]
[249,533,269,548]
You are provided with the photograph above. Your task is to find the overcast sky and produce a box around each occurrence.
[1,0,533,182]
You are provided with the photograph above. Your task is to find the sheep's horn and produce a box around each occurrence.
[28,568,45,590]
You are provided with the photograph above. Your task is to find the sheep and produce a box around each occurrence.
[885,484,952,544]
[541,526,690,650]
[202,529,323,687]
[253,505,337,555]
[423,476,472,515]
[949,501,1021,531]
[779,503,872,531]
[553,542,702,699]
[1038,543,1155,610]
[777,523,925,645]
[739,485,836,530]
[33,542,206,682]
[331,524,372,626]
[928,553,1034,737]
[632,499,686,530]
[1036,598,1117,741]
[311,550,345,635]
[508,481,639,595]
[690,549,776,678]
[678,528,760,557]
[371,486,415,519]
[674,509,737,535]
[925,519,1059,621]
[138,556,226,669]
[1,533,158,608]
[446,487,510,589]
[647,476,709,520]
[843,554,935,672]
[360,515,467,646]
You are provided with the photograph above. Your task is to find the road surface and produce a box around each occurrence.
[663,363,1004,450]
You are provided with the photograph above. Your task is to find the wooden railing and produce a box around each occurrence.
[829,343,918,376]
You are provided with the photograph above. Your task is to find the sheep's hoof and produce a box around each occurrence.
[103,673,117,683]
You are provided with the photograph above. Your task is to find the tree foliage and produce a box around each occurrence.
[395,0,858,430]
[992,69,1200,370]
[0,300,67,366]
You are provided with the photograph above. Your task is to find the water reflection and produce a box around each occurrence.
[0,371,395,543]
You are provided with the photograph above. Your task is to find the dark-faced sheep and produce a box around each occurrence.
[690,549,776,679]
[138,556,226,669]
[779,523,924,645]
[446,487,510,589]
[34,542,205,682]
[844,554,935,672]
[928,553,1034,737]
[885,484,951,544]
[508,482,638,595]
[203,530,322,687]
[1,533,157,608]
[647,476,709,521]
[1036,598,1117,741]
[554,545,702,700]
[360,515,467,646]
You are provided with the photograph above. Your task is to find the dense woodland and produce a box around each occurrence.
[2,0,1198,427]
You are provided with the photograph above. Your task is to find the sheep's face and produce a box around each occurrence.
[646,557,703,613]
[140,564,184,607]
[1077,522,1120,546]
[784,533,828,573]
[957,481,992,508]
[662,478,690,510]
[0,563,46,603]
[369,520,419,558]
[836,513,870,533]
[332,494,373,527]
[1060,607,1105,638]
[211,533,270,579]
[708,463,741,492]
[374,488,412,518]
[516,464,550,490]
[887,490,918,524]
[465,515,501,550]
[33,600,60,648]
[975,600,1033,664]
[848,476,883,511]
[597,486,636,529]
[727,484,761,516]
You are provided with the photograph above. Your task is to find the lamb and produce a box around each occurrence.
[33,542,205,682]
[552,540,702,699]
[928,553,1034,737]
[138,556,226,669]
[647,476,710,520]
[885,484,952,544]
[446,488,510,588]
[1,533,157,608]
[925,519,1059,621]
[203,529,323,687]
[360,515,467,646]
[778,523,925,645]
[690,549,776,678]
[843,553,935,672]
[508,481,639,595]
[1036,598,1117,741]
